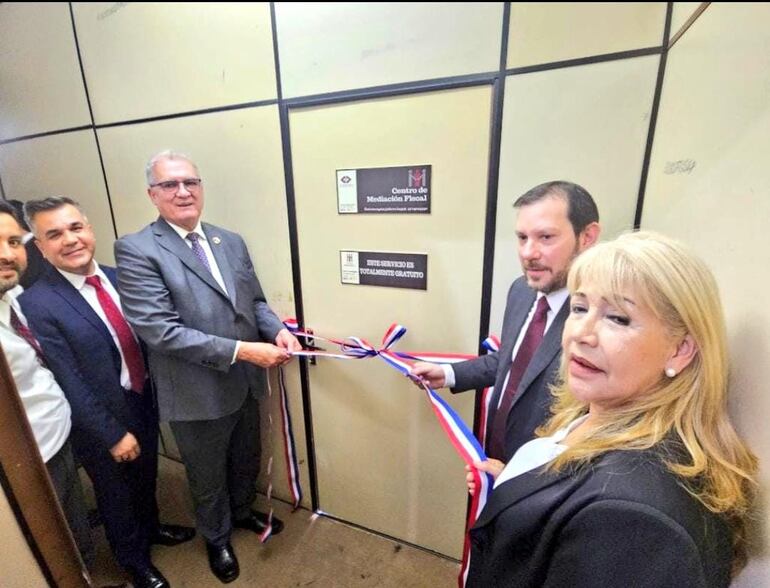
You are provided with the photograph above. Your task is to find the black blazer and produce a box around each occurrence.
[453,277,569,460]
[468,447,733,588]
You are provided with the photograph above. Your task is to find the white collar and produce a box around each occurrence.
[537,286,569,313]
[0,285,25,325]
[553,414,589,443]
[56,260,103,291]
[166,219,206,242]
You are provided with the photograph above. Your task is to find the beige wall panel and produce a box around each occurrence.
[0,131,116,265]
[0,3,91,140]
[275,2,503,98]
[640,5,770,585]
[97,106,308,507]
[507,3,666,68]
[670,2,706,40]
[490,57,658,331]
[0,486,48,587]
[290,86,492,557]
[72,3,277,124]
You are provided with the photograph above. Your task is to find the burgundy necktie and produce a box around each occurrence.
[186,232,212,273]
[488,295,550,460]
[85,275,146,393]
[9,306,47,367]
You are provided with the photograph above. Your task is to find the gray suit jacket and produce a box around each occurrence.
[452,277,569,460]
[114,218,284,422]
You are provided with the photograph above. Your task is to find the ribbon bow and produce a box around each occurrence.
[285,320,495,587]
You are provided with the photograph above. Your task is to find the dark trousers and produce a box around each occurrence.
[46,437,95,566]
[76,392,159,571]
[170,393,261,547]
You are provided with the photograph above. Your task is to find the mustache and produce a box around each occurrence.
[0,262,22,273]
[524,263,549,271]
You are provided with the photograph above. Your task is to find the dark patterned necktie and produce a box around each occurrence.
[186,232,212,273]
[9,306,47,367]
[487,295,550,460]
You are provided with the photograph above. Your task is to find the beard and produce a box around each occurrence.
[0,262,22,295]
[522,243,580,294]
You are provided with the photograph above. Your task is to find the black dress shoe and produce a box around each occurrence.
[206,542,239,584]
[129,564,169,588]
[151,523,196,546]
[233,511,284,536]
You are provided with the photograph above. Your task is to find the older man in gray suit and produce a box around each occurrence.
[115,151,301,584]
[413,182,600,474]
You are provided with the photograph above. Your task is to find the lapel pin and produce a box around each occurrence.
[212,236,221,244]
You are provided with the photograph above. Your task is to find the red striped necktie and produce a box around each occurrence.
[487,295,550,460]
[9,306,47,367]
[85,275,146,393]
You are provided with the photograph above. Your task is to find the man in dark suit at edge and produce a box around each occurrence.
[412,181,600,470]
[20,197,195,588]
[114,151,301,584]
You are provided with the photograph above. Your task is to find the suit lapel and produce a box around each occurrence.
[102,265,118,290]
[509,296,570,411]
[153,218,230,302]
[486,286,536,422]
[46,269,115,350]
[202,223,237,307]
[474,464,575,529]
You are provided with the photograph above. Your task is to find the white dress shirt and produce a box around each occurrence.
[494,415,587,488]
[57,261,138,390]
[0,286,71,462]
[443,286,569,390]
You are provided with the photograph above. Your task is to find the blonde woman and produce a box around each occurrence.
[467,231,757,588]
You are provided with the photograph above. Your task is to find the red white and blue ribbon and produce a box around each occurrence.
[258,365,304,542]
[283,320,496,587]
[457,334,499,586]
[405,336,500,587]
[260,377,276,543]
[277,367,303,510]
[276,320,304,512]
[476,335,501,449]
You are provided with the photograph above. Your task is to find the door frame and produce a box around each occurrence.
[0,347,91,587]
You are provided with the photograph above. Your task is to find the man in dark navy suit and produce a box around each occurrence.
[20,197,195,588]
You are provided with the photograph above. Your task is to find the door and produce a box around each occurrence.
[291,86,492,557]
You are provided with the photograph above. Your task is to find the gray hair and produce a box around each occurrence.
[24,196,88,235]
[145,150,199,185]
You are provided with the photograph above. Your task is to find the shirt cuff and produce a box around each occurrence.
[442,364,456,389]
[232,341,241,365]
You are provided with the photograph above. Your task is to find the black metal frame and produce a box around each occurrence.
[635,3,673,228]
[68,3,119,240]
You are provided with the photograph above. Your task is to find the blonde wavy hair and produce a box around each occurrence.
[540,231,757,572]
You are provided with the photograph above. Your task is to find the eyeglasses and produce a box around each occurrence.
[150,178,202,192]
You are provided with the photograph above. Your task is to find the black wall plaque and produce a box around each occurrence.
[340,250,427,290]
[337,165,431,214]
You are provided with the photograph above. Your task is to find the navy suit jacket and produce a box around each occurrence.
[19,265,150,457]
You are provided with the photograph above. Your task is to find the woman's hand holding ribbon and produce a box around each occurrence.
[466,459,504,496]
